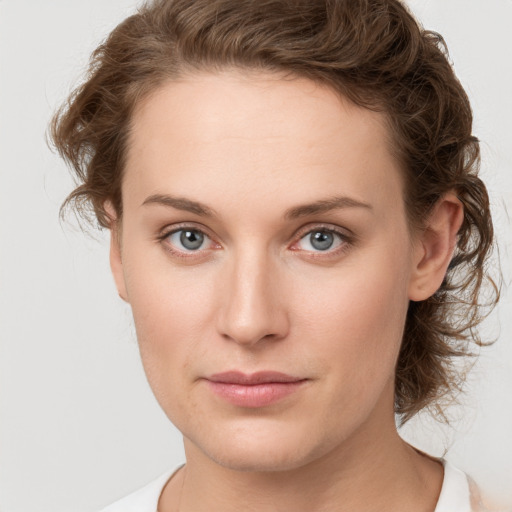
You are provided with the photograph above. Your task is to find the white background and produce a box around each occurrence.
[0,1,511,511]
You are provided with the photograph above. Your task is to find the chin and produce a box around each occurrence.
[184,418,337,473]
[205,444,314,473]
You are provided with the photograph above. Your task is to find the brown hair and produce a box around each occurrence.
[50,0,498,423]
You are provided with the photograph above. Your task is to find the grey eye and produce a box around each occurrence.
[180,230,204,250]
[168,229,206,251]
[310,231,334,251]
[296,229,344,253]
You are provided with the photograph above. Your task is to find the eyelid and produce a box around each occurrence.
[292,223,354,244]
[289,223,355,256]
[158,222,221,258]
[158,222,216,241]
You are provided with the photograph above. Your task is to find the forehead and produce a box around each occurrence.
[123,70,403,220]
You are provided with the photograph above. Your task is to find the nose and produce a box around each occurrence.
[216,248,289,347]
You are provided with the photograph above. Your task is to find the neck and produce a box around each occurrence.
[160,416,443,512]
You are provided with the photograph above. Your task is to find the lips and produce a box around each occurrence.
[205,371,308,408]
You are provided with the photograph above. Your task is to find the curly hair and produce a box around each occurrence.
[50,0,498,423]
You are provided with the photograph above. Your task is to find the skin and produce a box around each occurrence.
[108,70,463,511]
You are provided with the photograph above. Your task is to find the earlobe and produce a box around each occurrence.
[408,194,464,302]
[105,201,129,303]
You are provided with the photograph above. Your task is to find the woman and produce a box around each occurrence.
[50,0,500,510]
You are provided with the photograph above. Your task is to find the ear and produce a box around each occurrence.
[105,201,129,303]
[408,193,464,302]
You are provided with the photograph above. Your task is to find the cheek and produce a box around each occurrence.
[293,246,411,400]
[130,292,208,426]
[121,250,215,404]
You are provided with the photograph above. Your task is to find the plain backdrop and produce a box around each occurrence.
[1,1,511,511]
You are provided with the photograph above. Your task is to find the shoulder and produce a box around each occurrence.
[99,467,181,512]
[435,460,472,512]
[436,460,504,512]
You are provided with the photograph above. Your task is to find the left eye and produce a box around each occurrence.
[166,229,209,251]
[296,229,344,252]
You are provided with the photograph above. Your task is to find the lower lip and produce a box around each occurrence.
[206,380,306,408]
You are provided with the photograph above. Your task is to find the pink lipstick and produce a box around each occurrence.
[205,371,307,408]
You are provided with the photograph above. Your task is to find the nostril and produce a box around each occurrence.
[218,314,289,347]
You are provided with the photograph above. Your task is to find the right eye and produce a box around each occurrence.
[165,228,211,252]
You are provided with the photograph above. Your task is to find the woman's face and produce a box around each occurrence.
[113,70,421,471]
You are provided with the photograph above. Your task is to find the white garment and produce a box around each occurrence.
[99,460,472,512]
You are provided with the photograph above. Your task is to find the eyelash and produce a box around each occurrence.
[158,223,220,260]
[158,223,353,260]
[290,224,352,259]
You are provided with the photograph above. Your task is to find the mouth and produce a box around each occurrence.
[204,371,308,408]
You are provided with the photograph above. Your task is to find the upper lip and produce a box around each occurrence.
[207,371,305,385]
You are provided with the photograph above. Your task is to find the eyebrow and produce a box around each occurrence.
[284,196,373,220]
[142,194,217,216]
[142,193,372,219]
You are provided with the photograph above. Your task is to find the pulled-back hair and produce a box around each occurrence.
[50,0,497,423]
